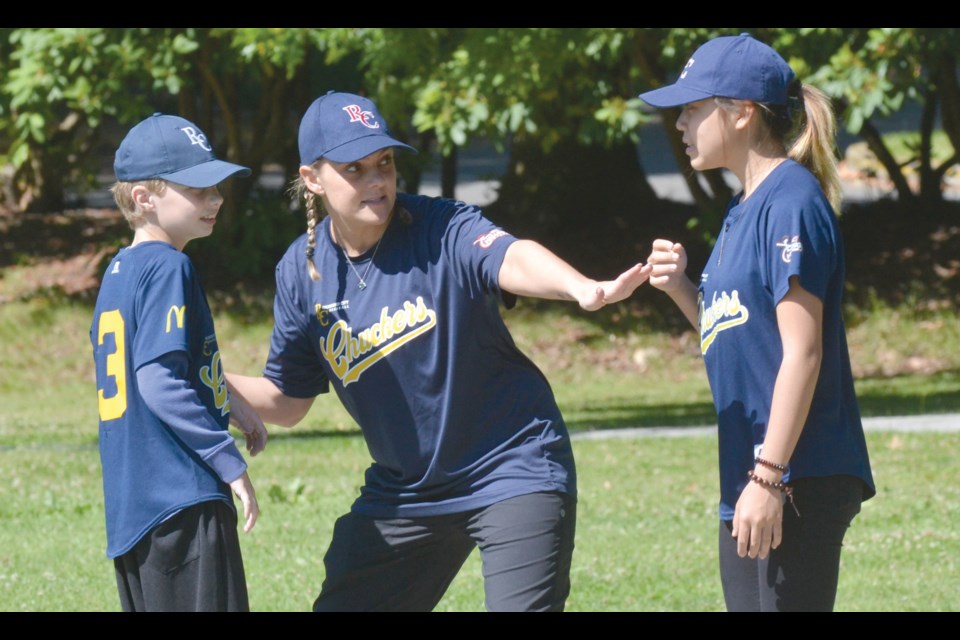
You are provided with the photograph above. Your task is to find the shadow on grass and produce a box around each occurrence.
[562,399,718,433]
[266,399,722,441]
[260,371,960,443]
[856,369,960,416]
[264,427,363,442]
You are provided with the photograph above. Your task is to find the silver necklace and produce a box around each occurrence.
[334,224,383,290]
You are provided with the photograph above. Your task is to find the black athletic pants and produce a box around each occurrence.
[313,491,576,612]
[718,475,864,612]
[113,500,249,612]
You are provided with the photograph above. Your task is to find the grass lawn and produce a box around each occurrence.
[2,429,958,611]
[1,293,958,611]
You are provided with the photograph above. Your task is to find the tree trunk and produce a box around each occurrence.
[931,49,960,197]
[918,87,943,203]
[441,147,458,200]
[859,117,917,202]
[933,50,960,155]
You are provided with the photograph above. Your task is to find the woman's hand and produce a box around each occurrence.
[645,239,689,293]
[228,390,268,456]
[644,238,700,329]
[731,475,784,559]
[574,263,652,311]
[499,239,650,310]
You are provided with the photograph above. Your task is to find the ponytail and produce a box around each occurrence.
[755,81,842,214]
[787,83,842,214]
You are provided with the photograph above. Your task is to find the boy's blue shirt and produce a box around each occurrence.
[90,240,241,558]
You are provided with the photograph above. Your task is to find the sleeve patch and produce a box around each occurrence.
[775,235,803,263]
[473,229,510,249]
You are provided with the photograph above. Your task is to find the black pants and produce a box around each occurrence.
[113,500,249,612]
[718,475,864,612]
[313,491,576,612]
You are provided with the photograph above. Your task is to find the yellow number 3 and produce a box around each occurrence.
[97,309,127,421]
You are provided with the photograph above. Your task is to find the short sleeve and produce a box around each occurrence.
[438,200,518,301]
[132,255,194,369]
[761,198,838,306]
[262,249,330,398]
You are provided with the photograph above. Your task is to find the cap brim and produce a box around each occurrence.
[159,159,252,188]
[638,84,716,108]
[322,135,418,164]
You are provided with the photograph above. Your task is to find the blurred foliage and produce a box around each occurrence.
[2,28,960,280]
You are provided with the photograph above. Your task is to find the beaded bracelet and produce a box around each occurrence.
[755,456,787,473]
[747,470,801,517]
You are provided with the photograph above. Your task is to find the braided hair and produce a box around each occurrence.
[293,160,415,281]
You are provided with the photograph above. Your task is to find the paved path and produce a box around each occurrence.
[571,413,960,441]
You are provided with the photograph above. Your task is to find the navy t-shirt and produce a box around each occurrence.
[90,242,241,557]
[264,193,577,517]
[697,161,875,521]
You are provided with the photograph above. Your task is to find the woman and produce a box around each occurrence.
[638,34,875,611]
[228,90,651,611]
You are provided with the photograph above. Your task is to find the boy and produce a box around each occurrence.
[90,113,267,611]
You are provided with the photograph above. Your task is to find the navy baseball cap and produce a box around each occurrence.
[298,91,417,165]
[639,33,795,108]
[114,113,251,187]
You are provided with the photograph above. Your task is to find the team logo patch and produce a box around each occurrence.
[342,105,380,129]
[473,229,510,249]
[315,301,349,327]
[199,348,230,417]
[776,235,803,263]
[202,335,216,357]
[165,305,186,333]
[680,57,696,79]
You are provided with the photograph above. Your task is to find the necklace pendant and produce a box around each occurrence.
[357,281,367,290]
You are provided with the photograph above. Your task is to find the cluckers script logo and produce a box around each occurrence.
[473,229,510,249]
[699,289,749,355]
[319,296,437,386]
[776,235,803,263]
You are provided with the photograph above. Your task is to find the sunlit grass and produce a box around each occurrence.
[1,292,958,611]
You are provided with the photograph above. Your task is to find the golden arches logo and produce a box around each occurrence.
[165,305,186,333]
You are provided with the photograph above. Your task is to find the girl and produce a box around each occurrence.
[639,34,875,611]
[228,90,651,611]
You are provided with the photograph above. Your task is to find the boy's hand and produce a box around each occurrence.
[229,391,268,456]
[230,472,259,533]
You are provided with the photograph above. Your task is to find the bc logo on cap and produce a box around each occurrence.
[342,105,380,130]
[680,57,696,80]
[179,126,212,152]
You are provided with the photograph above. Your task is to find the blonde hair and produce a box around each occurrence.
[786,84,842,214]
[110,179,167,229]
[732,82,842,214]
[290,168,323,282]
